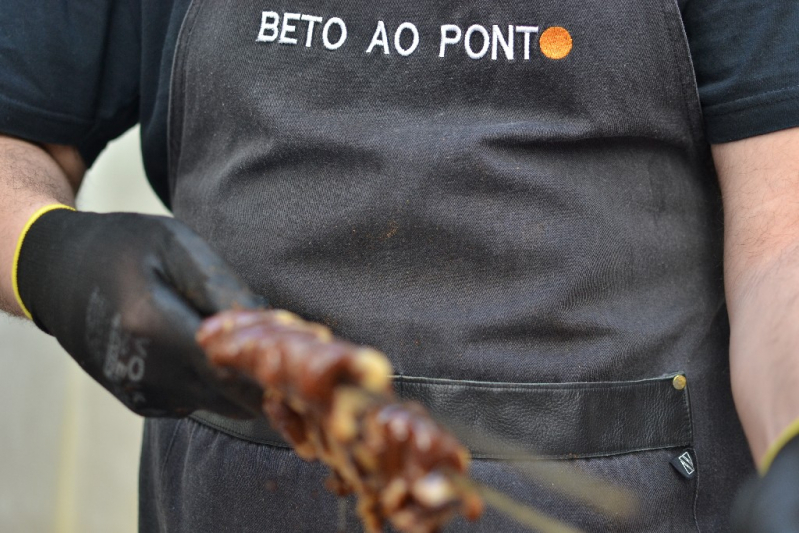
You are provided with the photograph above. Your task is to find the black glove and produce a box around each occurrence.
[731,433,799,532]
[16,208,265,418]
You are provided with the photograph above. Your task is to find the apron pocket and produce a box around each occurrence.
[190,373,698,532]
[395,373,698,533]
[394,373,693,460]
[448,448,699,533]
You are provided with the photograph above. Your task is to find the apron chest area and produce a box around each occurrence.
[167,0,719,385]
[171,0,697,147]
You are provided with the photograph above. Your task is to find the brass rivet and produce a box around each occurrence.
[673,375,687,391]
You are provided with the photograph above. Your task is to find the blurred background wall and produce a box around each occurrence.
[0,127,167,533]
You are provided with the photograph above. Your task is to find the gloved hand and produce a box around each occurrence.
[14,206,265,418]
[731,430,799,533]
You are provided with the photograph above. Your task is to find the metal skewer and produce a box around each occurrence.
[436,417,638,519]
[202,310,638,533]
[347,388,636,532]
[452,475,586,533]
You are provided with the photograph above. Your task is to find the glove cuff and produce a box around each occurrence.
[12,204,76,320]
[760,417,799,475]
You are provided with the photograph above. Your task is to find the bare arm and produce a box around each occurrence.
[715,126,799,467]
[0,134,264,417]
[0,134,85,315]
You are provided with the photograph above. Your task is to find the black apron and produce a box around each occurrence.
[139,1,753,531]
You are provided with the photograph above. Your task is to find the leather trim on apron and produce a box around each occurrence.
[192,372,693,459]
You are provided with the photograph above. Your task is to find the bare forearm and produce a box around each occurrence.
[726,248,799,466]
[714,128,799,466]
[0,135,84,315]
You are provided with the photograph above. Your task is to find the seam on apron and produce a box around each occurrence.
[191,372,693,460]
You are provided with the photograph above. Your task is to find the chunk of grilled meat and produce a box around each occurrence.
[197,309,484,533]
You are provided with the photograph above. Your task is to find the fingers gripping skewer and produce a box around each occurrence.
[197,309,636,533]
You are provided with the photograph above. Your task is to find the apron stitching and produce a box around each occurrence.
[158,419,185,481]
[167,0,203,197]
[661,0,707,149]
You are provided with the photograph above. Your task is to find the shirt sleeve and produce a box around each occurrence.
[0,0,141,166]
[682,1,799,143]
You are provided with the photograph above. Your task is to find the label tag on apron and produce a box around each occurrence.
[670,449,697,479]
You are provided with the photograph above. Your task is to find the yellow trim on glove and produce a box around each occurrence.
[760,417,799,475]
[12,204,75,320]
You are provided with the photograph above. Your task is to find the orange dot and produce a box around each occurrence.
[539,26,573,60]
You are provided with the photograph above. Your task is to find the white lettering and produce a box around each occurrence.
[366,21,391,54]
[439,24,462,58]
[678,452,695,475]
[256,11,280,43]
[279,12,301,45]
[323,17,348,50]
[258,14,539,62]
[515,26,539,60]
[128,357,145,382]
[300,15,323,47]
[465,25,490,59]
[394,22,420,56]
[492,25,514,61]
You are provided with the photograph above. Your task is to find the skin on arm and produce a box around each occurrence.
[0,135,266,417]
[714,126,799,467]
[0,134,85,315]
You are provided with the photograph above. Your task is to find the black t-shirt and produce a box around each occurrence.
[1,0,798,208]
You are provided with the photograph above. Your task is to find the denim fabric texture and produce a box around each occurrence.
[143,0,755,530]
[141,417,702,532]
